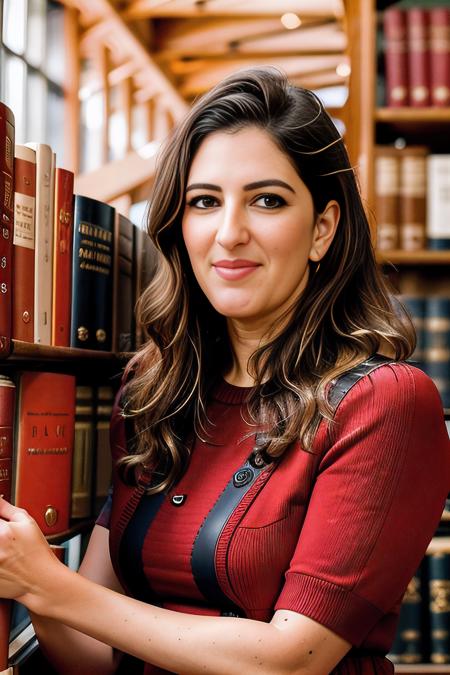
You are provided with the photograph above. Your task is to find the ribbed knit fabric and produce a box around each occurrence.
[100,362,450,675]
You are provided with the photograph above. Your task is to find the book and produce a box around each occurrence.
[375,146,400,251]
[52,168,74,347]
[13,371,76,536]
[399,146,427,252]
[407,9,431,108]
[0,103,15,356]
[384,8,409,107]
[427,155,450,251]
[129,200,158,349]
[388,565,425,664]
[71,385,95,519]
[424,296,450,410]
[398,271,426,371]
[94,385,113,515]
[430,8,450,107]
[70,195,115,351]
[112,212,134,353]
[0,375,15,672]
[25,144,55,345]
[429,550,450,664]
[12,145,36,343]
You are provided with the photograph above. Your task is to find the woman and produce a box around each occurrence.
[0,68,449,675]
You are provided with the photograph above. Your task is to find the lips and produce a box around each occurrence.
[212,259,261,281]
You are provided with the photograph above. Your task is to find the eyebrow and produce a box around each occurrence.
[185,179,295,194]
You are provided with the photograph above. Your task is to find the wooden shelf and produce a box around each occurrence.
[376,108,450,124]
[395,665,450,673]
[376,251,450,266]
[4,340,131,362]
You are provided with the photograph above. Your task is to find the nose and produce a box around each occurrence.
[215,203,250,249]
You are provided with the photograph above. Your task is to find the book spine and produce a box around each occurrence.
[52,168,74,347]
[424,297,450,409]
[375,147,400,250]
[430,8,450,107]
[70,196,115,351]
[427,155,450,250]
[0,103,15,356]
[407,9,431,108]
[94,385,113,515]
[402,296,426,371]
[12,146,36,343]
[429,551,450,664]
[13,371,76,535]
[27,144,55,345]
[384,9,409,107]
[389,568,425,664]
[71,385,95,519]
[117,214,134,352]
[399,148,427,251]
[0,375,15,672]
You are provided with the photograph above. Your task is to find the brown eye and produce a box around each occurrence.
[254,194,286,209]
[188,195,219,209]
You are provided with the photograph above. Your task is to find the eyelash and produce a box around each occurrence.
[186,193,287,210]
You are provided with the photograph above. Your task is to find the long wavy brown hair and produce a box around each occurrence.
[119,67,415,493]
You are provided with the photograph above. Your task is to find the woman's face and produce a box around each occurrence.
[181,126,338,329]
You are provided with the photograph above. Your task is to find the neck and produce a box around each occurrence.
[223,319,270,387]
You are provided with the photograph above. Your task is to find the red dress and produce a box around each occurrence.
[99,360,450,674]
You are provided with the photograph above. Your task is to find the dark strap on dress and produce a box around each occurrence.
[328,354,394,411]
[191,446,270,616]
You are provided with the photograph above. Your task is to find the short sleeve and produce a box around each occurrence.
[274,363,450,646]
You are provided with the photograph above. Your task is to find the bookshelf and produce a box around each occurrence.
[345,1,450,671]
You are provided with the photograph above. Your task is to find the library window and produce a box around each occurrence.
[0,0,65,162]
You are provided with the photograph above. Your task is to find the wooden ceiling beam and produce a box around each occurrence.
[124,0,344,20]
[179,56,344,97]
[74,146,157,202]
[67,0,189,118]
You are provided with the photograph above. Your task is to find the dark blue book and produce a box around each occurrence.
[428,549,450,664]
[388,564,426,664]
[70,195,115,351]
[424,297,450,410]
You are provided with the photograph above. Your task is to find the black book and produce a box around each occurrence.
[70,195,115,351]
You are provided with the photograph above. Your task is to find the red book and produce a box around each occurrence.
[384,8,409,107]
[407,8,431,107]
[0,375,16,671]
[430,8,450,107]
[13,371,76,535]
[12,145,36,343]
[52,168,74,346]
[0,103,15,356]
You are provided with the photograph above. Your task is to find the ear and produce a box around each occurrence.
[309,200,340,262]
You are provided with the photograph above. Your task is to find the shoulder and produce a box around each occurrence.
[327,360,448,455]
[333,360,443,419]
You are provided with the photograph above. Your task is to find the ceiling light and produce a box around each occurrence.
[281,13,302,30]
[336,62,351,77]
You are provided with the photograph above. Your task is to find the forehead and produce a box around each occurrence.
[187,126,300,182]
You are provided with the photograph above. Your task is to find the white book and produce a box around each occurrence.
[25,143,55,344]
[427,154,450,249]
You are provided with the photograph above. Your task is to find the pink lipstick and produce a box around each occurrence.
[212,259,260,281]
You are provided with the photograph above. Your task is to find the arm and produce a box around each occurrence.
[0,500,349,675]
[29,525,124,675]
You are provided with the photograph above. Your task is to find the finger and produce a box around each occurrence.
[0,497,31,523]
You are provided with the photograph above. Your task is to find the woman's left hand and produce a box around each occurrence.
[0,497,62,605]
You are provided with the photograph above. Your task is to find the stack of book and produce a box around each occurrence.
[399,272,450,409]
[389,536,450,665]
[383,6,450,108]
[0,369,118,669]
[1,100,158,357]
[375,145,450,252]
